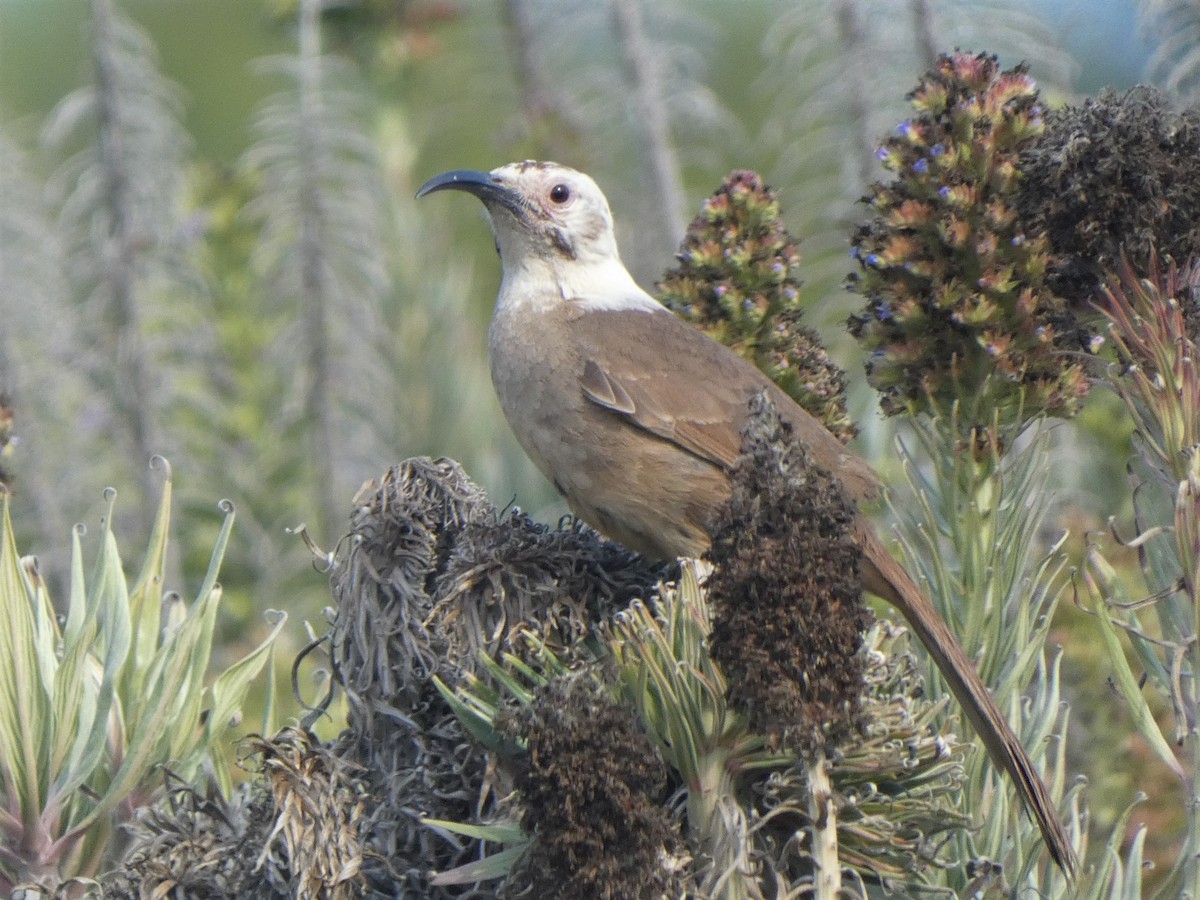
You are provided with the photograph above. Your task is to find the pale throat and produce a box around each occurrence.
[496,240,663,314]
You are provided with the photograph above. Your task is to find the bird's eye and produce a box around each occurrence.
[549,183,571,204]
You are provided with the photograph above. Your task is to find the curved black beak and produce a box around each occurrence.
[416,169,527,217]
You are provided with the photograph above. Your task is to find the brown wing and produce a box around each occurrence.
[572,306,880,504]
[580,357,742,470]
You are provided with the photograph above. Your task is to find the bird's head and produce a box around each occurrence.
[417,161,623,271]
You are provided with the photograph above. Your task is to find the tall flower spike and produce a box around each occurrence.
[659,170,857,444]
[848,52,1089,429]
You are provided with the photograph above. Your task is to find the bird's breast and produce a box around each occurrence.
[487,299,725,559]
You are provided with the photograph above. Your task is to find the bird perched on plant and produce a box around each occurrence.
[417,160,1076,877]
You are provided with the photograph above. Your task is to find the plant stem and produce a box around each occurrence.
[689,749,757,900]
[1186,728,1200,899]
[808,750,841,900]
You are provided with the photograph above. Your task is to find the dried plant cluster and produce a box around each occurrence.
[658,170,857,444]
[326,458,666,894]
[102,731,367,900]
[707,393,871,754]
[114,449,969,896]
[330,457,663,709]
[1017,86,1200,308]
[100,778,285,898]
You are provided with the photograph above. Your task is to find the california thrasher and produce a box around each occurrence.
[418,160,1076,876]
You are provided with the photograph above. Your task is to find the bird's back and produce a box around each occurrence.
[489,294,879,557]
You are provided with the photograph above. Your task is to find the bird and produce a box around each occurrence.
[417,160,1076,877]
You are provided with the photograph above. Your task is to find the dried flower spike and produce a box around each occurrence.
[1019,86,1200,310]
[706,392,871,755]
[501,674,682,899]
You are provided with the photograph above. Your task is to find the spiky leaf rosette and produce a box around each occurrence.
[1018,87,1200,310]
[658,170,856,444]
[706,392,872,755]
[848,51,1088,428]
[326,457,666,894]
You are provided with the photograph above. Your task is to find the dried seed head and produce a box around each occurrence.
[501,675,683,899]
[1018,86,1200,310]
[706,392,872,756]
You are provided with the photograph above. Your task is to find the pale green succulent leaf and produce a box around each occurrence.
[1076,796,1144,900]
[422,817,525,844]
[163,587,223,765]
[88,502,134,738]
[1115,826,1147,899]
[423,817,526,886]
[199,608,288,795]
[1083,548,1183,779]
[0,495,52,823]
[125,469,173,698]
[427,844,526,887]
[49,621,100,789]
[62,525,89,646]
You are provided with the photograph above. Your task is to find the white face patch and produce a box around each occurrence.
[485,161,668,317]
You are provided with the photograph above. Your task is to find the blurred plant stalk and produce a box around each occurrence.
[0,468,284,892]
[1084,259,1200,898]
[892,408,1079,892]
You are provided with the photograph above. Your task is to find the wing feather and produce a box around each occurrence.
[571,305,880,503]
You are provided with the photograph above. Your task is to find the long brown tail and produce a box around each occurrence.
[859,525,1077,879]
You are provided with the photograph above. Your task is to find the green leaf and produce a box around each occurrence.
[423,817,526,887]
[124,465,173,702]
[421,817,525,844]
[200,608,289,795]
[0,493,52,827]
[1078,795,1144,900]
[89,491,133,683]
[1083,547,1183,779]
[432,675,519,755]
[428,845,526,887]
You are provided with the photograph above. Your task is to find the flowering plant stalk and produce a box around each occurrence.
[1083,259,1200,898]
[848,51,1155,895]
[890,408,1084,893]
